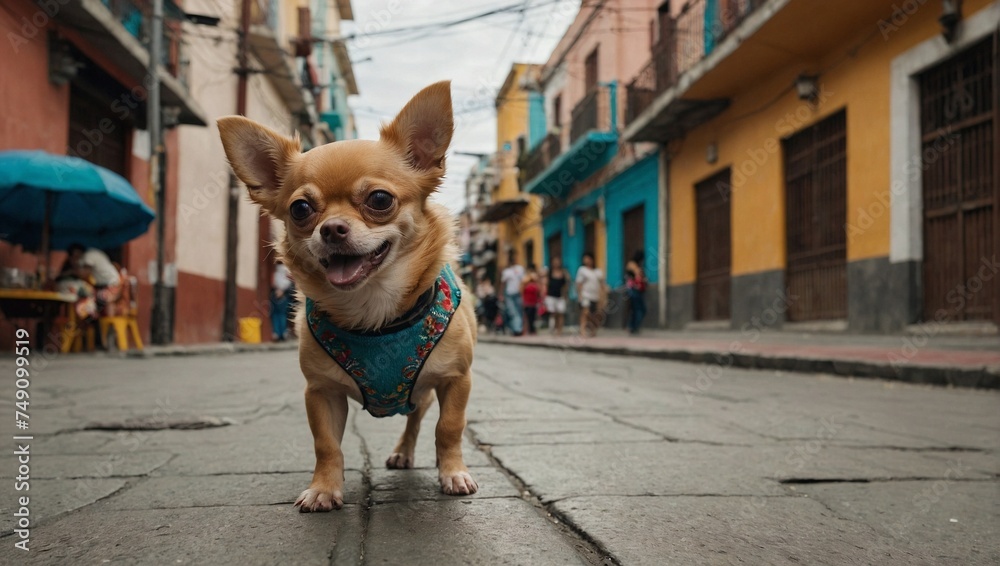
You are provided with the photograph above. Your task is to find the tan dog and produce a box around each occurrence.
[218,81,478,512]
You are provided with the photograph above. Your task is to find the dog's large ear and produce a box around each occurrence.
[380,81,454,184]
[217,116,301,212]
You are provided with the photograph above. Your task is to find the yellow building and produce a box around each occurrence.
[481,63,545,273]
[624,0,998,332]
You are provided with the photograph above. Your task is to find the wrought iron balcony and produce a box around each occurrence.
[517,132,562,190]
[625,0,760,128]
[100,0,188,81]
[570,85,613,145]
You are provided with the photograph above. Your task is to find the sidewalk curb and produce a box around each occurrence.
[478,336,1000,390]
[123,340,299,358]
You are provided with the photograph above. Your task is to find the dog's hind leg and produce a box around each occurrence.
[386,390,435,469]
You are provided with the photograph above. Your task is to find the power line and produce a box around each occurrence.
[320,0,567,44]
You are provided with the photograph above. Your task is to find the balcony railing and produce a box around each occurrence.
[626,43,675,124]
[518,132,562,189]
[626,0,759,126]
[250,0,280,29]
[100,0,188,82]
[570,85,612,144]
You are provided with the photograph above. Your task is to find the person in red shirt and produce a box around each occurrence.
[521,266,541,335]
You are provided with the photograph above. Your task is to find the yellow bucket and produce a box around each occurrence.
[238,317,262,344]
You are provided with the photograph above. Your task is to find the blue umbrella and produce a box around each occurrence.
[0,150,155,252]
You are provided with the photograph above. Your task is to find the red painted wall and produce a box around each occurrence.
[0,0,179,349]
[174,271,259,343]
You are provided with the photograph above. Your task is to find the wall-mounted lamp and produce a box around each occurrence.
[939,0,961,43]
[706,142,718,164]
[162,106,182,129]
[795,74,819,102]
[48,36,83,86]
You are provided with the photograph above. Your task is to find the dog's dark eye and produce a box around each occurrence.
[289,199,313,221]
[366,190,394,212]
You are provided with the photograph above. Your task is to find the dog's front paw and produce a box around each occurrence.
[386,452,415,469]
[294,487,344,512]
[439,469,478,495]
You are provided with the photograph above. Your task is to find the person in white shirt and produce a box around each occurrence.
[575,252,606,338]
[500,252,525,335]
[78,247,120,287]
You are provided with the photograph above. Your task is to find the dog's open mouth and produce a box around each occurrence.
[318,241,391,287]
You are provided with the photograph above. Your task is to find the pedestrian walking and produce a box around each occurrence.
[500,252,525,335]
[270,260,292,341]
[544,256,568,335]
[475,274,499,333]
[575,252,606,338]
[625,249,648,334]
[522,266,541,335]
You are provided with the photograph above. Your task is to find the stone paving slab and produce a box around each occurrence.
[489,442,997,504]
[471,416,662,445]
[29,431,119,455]
[613,414,771,445]
[104,471,365,510]
[0,504,362,565]
[370,467,519,503]
[365,498,584,565]
[550,495,921,566]
[800,480,1000,565]
[0,451,174,480]
[490,443,789,501]
[0,478,125,535]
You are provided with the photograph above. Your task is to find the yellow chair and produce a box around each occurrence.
[98,275,143,351]
[59,307,95,353]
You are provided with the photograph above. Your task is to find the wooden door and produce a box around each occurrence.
[919,34,997,322]
[783,110,848,321]
[695,169,731,320]
[622,204,645,271]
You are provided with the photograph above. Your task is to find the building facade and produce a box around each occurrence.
[460,154,500,288]
[0,0,359,348]
[521,0,663,327]
[481,63,545,275]
[174,0,358,343]
[625,0,998,332]
[0,0,207,347]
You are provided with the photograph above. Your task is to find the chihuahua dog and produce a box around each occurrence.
[218,81,478,512]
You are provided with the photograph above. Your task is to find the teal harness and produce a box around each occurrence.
[305,264,462,418]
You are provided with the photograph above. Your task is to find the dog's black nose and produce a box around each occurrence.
[320,218,351,243]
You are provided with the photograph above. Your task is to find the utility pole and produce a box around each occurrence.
[149,0,170,345]
[222,0,252,341]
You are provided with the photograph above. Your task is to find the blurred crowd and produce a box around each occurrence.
[474,250,648,338]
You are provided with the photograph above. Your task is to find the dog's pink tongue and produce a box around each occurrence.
[326,254,366,286]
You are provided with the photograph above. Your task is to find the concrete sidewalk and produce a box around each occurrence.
[479,328,1000,389]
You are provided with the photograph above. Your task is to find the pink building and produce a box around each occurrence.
[520,0,664,329]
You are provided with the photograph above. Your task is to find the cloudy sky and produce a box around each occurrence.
[341,0,580,213]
